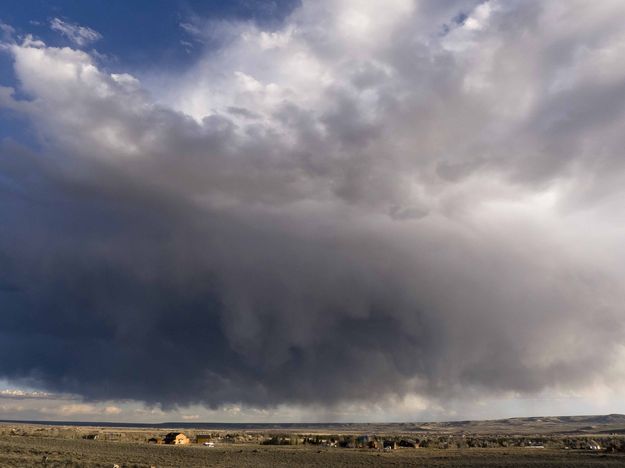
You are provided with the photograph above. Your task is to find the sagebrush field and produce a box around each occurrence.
[2,415,625,467]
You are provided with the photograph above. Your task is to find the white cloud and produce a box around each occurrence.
[104,405,123,415]
[50,17,102,47]
[0,389,54,399]
[0,22,15,40]
[47,403,122,416]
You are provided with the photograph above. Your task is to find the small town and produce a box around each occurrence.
[74,428,623,452]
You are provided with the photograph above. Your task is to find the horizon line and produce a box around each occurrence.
[1,413,624,428]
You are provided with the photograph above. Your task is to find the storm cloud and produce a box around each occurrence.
[1,0,625,412]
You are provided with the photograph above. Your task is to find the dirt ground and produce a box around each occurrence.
[1,436,624,468]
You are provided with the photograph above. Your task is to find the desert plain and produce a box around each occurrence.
[1,414,625,467]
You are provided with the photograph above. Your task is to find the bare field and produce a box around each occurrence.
[0,435,624,468]
[2,416,625,467]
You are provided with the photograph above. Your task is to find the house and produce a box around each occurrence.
[196,435,213,444]
[367,440,379,449]
[383,440,398,450]
[163,432,190,445]
[588,440,602,451]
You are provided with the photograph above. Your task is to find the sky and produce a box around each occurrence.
[1,0,625,424]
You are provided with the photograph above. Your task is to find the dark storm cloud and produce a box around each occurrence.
[0,141,433,406]
[1,0,625,410]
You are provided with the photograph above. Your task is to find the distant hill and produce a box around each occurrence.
[411,414,625,435]
[1,414,625,435]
